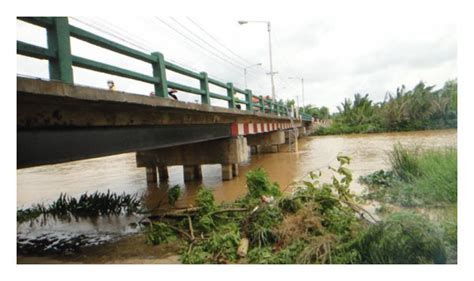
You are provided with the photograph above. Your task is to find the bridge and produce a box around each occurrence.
[17,17,316,182]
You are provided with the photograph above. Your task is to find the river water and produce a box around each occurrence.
[17,129,457,261]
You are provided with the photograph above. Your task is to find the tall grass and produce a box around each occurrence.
[389,144,421,181]
[387,144,457,206]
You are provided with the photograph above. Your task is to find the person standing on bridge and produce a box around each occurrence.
[107,80,116,91]
[168,89,178,100]
[234,93,241,109]
[149,89,179,100]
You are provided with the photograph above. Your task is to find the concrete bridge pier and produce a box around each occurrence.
[146,166,158,183]
[246,131,285,154]
[184,165,202,181]
[298,127,307,137]
[136,136,248,182]
[158,166,169,181]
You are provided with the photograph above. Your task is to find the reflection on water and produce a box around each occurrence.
[17,129,457,236]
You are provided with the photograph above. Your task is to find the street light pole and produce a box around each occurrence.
[243,63,262,89]
[289,77,305,113]
[238,20,276,101]
[267,22,276,101]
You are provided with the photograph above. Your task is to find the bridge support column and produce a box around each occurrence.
[259,144,279,153]
[250,145,258,155]
[184,165,202,181]
[232,163,239,177]
[247,131,284,154]
[298,127,306,137]
[222,164,233,180]
[158,165,169,181]
[146,166,157,183]
[136,136,248,182]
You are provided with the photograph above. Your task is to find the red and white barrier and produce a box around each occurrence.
[231,122,293,136]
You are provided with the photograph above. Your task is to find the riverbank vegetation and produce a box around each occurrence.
[360,144,457,206]
[141,155,452,264]
[359,144,457,262]
[312,79,457,135]
[17,191,141,223]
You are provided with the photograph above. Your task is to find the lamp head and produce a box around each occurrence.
[238,21,248,25]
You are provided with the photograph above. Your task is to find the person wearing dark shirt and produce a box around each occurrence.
[168,89,178,100]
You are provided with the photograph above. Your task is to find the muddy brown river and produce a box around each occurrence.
[17,129,457,263]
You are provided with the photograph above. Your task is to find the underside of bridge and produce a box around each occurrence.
[17,77,313,181]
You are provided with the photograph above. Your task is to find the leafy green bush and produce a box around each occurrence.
[246,168,282,198]
[181,223,241,264]
[248,205,283,247]
[167,185,181,206]
[247,240,307,264]
[146,222,177,245]
[196,188,216,214]
[354,212,447,264]
[359,170,395,187]
[278,197,302,214]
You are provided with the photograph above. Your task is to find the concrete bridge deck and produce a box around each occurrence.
[17,77,308,170]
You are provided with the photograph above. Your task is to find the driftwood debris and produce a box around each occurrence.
[146,207,248,221]
[237,238,249,257]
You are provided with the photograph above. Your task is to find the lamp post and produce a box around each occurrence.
[238,20,276,101]
[243,63,262,89]
[289,77,305,113]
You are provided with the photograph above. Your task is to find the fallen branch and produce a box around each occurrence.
[187,215,195,241]
[146,207,248,221]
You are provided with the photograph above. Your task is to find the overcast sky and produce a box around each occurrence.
[17,13,456,112]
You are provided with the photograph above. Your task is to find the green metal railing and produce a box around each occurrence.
[17,17,313,122]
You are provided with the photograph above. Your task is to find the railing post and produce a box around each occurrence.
[226,82,235,109]
[151,51,168,98]
[245,90,253,111]
[268,99,273,114]
[200,72,210,105]
[46,17,73,83]
[259,96,264,112]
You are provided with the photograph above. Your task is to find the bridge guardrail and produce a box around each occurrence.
[17,17,297,118]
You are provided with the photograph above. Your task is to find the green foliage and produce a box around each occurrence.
[144,156,455,265]
[17,203,47,223]
[167,185,181,206]
[312,79,457,135]
[353,211,447,264]
[407,147,457,204]
[362,145,457,206]
[196,214,215,232]
[278,197,302,214]
[196,188,217,214]
[248,205,283,247]
[146,222,177,245]
[359,169,395,187]
[246,168,282,198]
[302,105,330,120]
[17,190,141,223]
[389,143,421,181]
[181,223,241,264]
[247,240,307,264]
